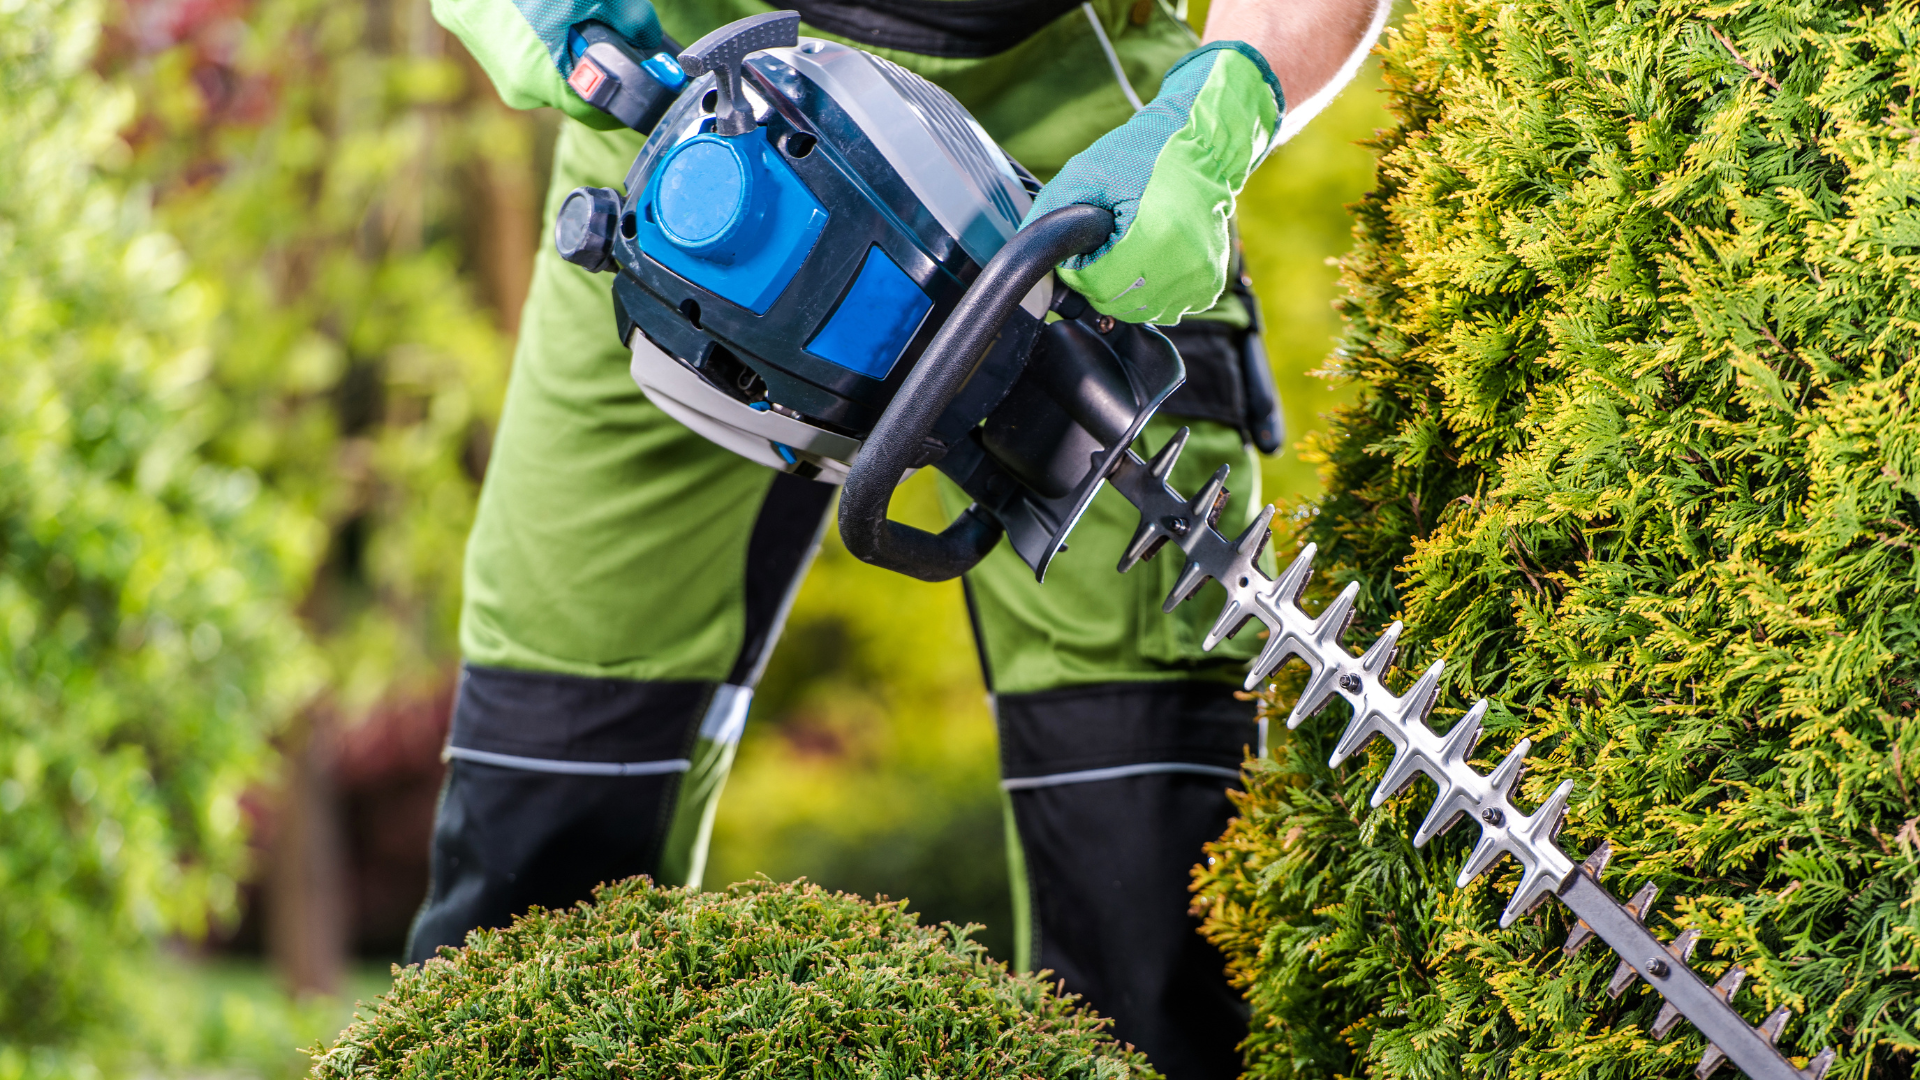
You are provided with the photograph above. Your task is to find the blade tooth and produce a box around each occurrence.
[1607,955,1641,999]
[1119,516,1172,572]
[1484,738,1532,803]
[1204,593,1257,650]
[1668,927,1701,964]
[1411,708,1487,842]
[1758,1005,1792,1045]
[1202,507,1280,649]
[1244,542,1322,696]
[1247,627,1309,693]
[1804,1047,1838,1080]
[1695,1043,1728,1080]
[1336,661,1413,760]
[1370,741,1433,808]
[1186,465,1231,525]
[1116,431,1197,572]
[1625,880,1661,922]
[1330,708,1393,769]
[1563,919,1597,957]
[1581,839,1614,881]
[1359,620,1403,676]
[1162,559,1211,613]
[1525,778,1574,849]
[1287,658,1348,730]
[1147,426,1190,482]
[1234,504,1277,557]
[1497,779,1577,928]
[1652,1001,1685,1040]
[1349,659,1443,768]
[1711,964,1747,1000]
[1499,853,1568,928]
[1411,782,1470,844]
[1399,660,1446,727]
[1246,609,1318,692]
[1314,582,1360,647]
[1270,543,1318,611]
[1434,700,1487,765]
[1455,828,1512,887]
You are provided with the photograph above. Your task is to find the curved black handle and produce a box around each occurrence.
[838,203,1115,582]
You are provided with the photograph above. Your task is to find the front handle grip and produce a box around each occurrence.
[837,204,1115,582]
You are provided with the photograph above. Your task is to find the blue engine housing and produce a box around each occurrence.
[589,30,1184,578]
[608,43,1047,455]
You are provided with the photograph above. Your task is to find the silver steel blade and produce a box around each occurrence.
[1100,432,1836,1080]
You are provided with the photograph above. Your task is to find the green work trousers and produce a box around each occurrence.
[411,20,1271,1072]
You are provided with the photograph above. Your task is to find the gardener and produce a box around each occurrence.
[408,0,1386,1075]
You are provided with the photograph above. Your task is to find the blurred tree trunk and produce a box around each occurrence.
[267,712,348,996]
[457,43,540,336]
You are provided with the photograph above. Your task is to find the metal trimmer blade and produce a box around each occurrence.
[1099,430,1838,1080]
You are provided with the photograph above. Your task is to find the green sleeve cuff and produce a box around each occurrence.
[430,0,624,129]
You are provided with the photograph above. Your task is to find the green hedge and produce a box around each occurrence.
[0,0,319,1064]
[4,0,514,1063]
[1195,2,1920,1080]
[313,879,1153,1079]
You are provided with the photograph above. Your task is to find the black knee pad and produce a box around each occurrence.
[406,758,683,962]
[404,666,711,964]
[998,680,1256,1080]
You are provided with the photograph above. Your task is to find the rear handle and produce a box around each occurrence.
[837,204,1114,582]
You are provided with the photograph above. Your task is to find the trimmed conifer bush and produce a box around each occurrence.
[1194,2,1920,1079]
[311,878,1153,1079]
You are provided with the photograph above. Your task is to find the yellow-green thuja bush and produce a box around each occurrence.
[0,0,321,1065]
[1195,2,1920,1079]
[313,879,1152,1080]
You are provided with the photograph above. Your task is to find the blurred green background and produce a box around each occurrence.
[0,0,1384,1072]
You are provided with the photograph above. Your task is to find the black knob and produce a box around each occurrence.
[555,186,622,273]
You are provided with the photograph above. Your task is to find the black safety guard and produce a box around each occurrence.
[840,204,1186,582]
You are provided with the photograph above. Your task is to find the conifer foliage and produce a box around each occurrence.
[1194,2,1920,1079]
[313,879,1152,1080]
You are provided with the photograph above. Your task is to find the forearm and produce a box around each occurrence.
[1203,0,1391,142]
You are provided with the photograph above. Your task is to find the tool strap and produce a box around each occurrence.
[780,0,1085,58]
[1157,320,1260,437]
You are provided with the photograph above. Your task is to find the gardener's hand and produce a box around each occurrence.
[431,0,662,129]
[1024,43,1282,325]
[1031,0,1391,323]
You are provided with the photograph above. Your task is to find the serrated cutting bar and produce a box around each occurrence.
[1103,430,1835,1080]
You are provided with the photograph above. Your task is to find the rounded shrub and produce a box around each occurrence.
[312,878,1154,1079]
[1194,2,1920,1080]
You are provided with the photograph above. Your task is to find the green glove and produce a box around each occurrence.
[1024,42,1283,324]
[431,0,660,129]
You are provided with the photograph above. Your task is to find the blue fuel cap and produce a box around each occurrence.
[653,134,764,261]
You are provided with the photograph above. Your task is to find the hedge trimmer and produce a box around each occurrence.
[554,16,1834,1077]
[1107,435,1837,1080]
